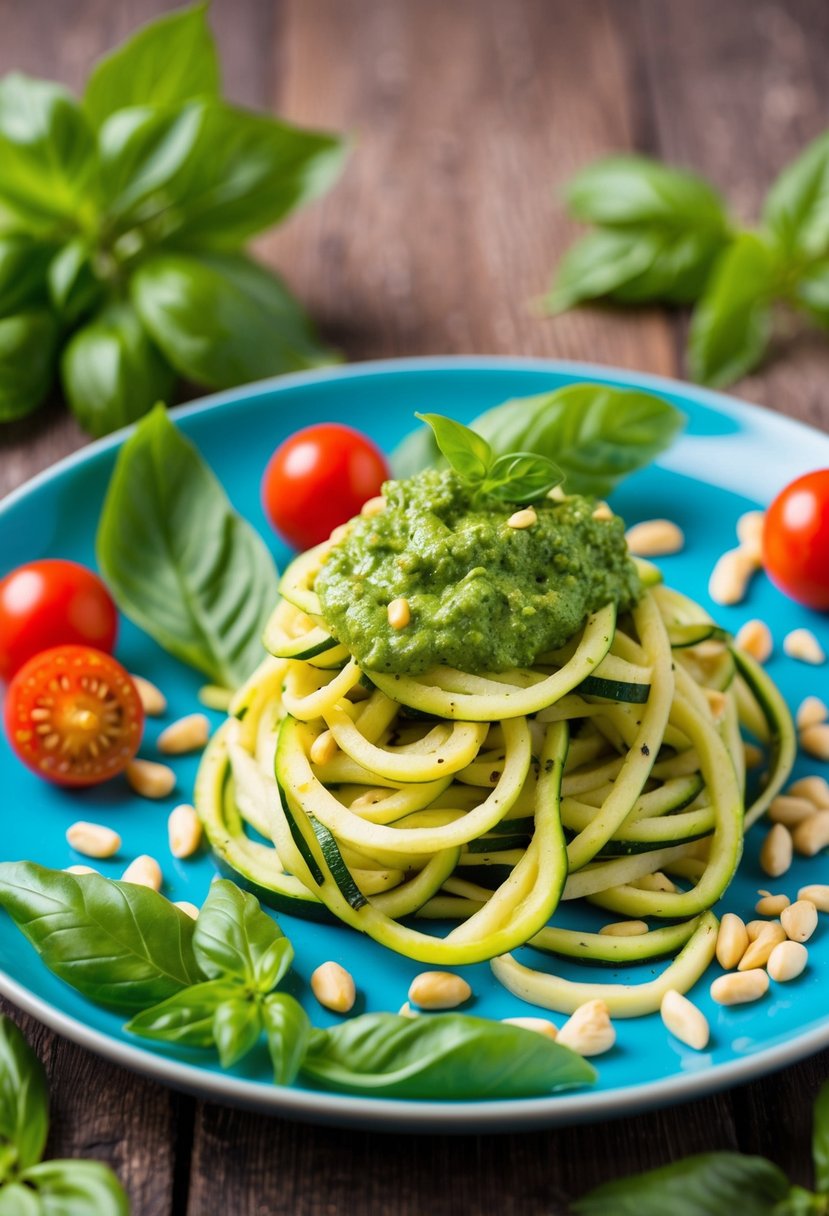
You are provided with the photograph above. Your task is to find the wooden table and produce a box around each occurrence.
[2,1,829,1211]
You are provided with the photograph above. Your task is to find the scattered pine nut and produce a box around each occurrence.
[310,730,338,766]
[198,684,233,712]
[125,758,176,800]
[759,822,793,877]
[64,864,99,876]
[387,597,411,630]
[738,922,787,970]
[598,920,649,937]
[557,1000,616,1057]
[784,629,826,665]
[796,697,828,731]
[624,519,684,557]
[660,989,710,1051]
[311,961,356,1013]
[409,971,471,1011]
[735,619,773,663]
[735,511,765,563]
[767,940,808,983]
[755,891,790,916]
[507,507,538,530]
[361,495,385,518]
[716,913,749,970]
[788,775,829,808]
[175,901,200,919]
[130,674,167,717]
[781,899,818,943]
[798,884,829,913]
[710,969,769,1006]
[799,725,829,761]
[708,548,756,606]
[793,812,829,857]
[168,804,203,859]
[768,795,820,827]
[591,503,614,522]
[502,1016,558,1040]
[121,854,163,891]
[66,821,121,859]
[157,713,210,756]
[743,743,764,769]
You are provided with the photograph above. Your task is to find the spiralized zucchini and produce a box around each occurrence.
[194,560,795,1016]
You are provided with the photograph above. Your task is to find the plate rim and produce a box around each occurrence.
[2,353,829,1131]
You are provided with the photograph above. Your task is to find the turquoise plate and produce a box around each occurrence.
[1,356,828,1131]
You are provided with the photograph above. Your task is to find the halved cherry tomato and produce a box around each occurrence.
[762,470,829,610]
[261,423,390,551]
[5,645,143,787]
[0,559,118,682]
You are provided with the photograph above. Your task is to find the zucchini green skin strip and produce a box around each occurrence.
[367,603,617,721]
[529,915,701,964]
[322,704,489,782]
[490,911,719,1016]
[277,543,329,619]
[731,647,796,829]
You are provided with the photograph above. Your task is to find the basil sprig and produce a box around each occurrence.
[0,1015,128,1215]
[415,412,563,504]
[548,133,829,388]
[0,3,346,436]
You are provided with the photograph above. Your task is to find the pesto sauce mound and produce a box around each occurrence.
[315,469,641,676]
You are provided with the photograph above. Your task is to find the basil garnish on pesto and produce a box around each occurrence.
[315,468,641,675]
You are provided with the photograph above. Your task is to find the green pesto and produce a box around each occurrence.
[315,469,641,676]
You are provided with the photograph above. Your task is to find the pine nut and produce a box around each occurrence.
[736,511,765,563]
[768,795,820,827]
[408,971,471,1010]
[387,597,411,629]
[557,1000,616,1057]
[168,804,203,859]
[501,1016,558,1040]
[788,776,829,808]
[329,524,351,544]
[624,519,684,557]
[796,696,828,730]
[767,940,808,983]
[121,854,163,891]
[660,989,710,1051]
[755,891,790,916]
[125,758,176,799]
[710,969,769,1006]
[738,922,786,970]
[64,864,99,876]
[746,919,769,941]
[704,689,727,721]
[784,629,826,665]
[781,899,818,943]
[598,920,649,937]
[634,872,678,893]
[592,503,614,522]
[175,901,200,920]
[66,821,121,859]
[311,961,356,1013]
[759,822,793,877]
[793,812,829,856]
[716,913,749,970]
[798,884,829,913]
[310,729,338,766]
[507,507,538,530]
[708,548,756,606]
[799,725,829,761]
[157,713,210,756]
[735,619,773,663]
[130,674,167,717]
[743,743,763,769]
[361,495,385,518]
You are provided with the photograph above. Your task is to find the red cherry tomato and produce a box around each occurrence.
[0,560,118,682]
[762,470,829,610]
[5,645,143,787]
[261,423,390,550]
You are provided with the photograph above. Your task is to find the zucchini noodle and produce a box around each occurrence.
[194,553,795,1015]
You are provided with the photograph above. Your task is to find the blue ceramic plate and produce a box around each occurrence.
[1,357,828,1132]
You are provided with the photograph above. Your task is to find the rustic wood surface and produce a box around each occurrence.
[2,1,828,1212]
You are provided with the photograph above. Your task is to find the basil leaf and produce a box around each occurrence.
[390,421,443,480]
[300,1012,595,1099]
[0,1183,42,1216]
[0,75,94,231]
[763,131,829,261]
[0,1015,48,1177]
[775,1186,828,1215]
[0,235,53,313]
[565,155,730,233]
[212,997,261,1069]
[813,1081,829,1194]
[84,2,219,130]
[61,301,175,438]
[19,1160,129,1216]
[261,993,311,1086]
[47,240,103,326]
[124,978,238,1047]
[131,251,335,388]
[546,228,659,313]
[96,405,278,689]
[481,451,562,504]
[688,233,777,387]
[470,383,685,497]
[193,879,290,988]
[0,862,200,1011]
[0,310,59,422]
[572,1152,791,1216]
[415,413,492,481]
[794,261,829,326]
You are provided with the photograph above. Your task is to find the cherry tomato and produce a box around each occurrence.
[5,645,143,787]
[762,470,829,611]
[261,423,390,550]
[0,559,118,682]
